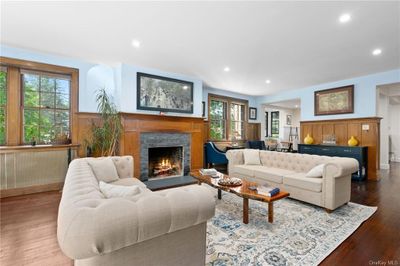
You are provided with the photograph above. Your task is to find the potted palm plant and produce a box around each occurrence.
[87,88,122,156]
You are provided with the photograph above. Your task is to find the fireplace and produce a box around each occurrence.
[140,133,191,181]
[148,146,183,179]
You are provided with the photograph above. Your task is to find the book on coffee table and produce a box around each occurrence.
[257,186,280,197]
[199,168,218,176]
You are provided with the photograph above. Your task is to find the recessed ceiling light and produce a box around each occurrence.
[224,67,230,72]
[131,39,141,48]
[295,105,299,108]
[183,85,188,90]
[339,13,351,23]
[265,80,271,84]
[372,48,382,56]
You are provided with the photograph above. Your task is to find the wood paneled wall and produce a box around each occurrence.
[247,123,261,141]
[76,112,205,178]
[300,117,381,180]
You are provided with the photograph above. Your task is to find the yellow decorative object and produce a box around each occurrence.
[348,136,359,146]
[304,134,314,144]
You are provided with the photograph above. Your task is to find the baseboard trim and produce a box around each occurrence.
[0,182,64,198]
[380,163,390,170]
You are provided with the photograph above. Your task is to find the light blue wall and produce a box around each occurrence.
[3,45,399,122]
[0,45,203,117]
[203,86,260,122]
[118,64,203,117]
[256,69,400,121]
[0,45,97,112]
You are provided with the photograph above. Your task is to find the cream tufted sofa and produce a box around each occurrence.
[57,156,216,266]
[226,150,358,211]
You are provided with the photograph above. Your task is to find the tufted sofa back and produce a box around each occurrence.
[259,151,347,173]
[228,150,353,173]
[81,156,134,179]
[57,156,216,261]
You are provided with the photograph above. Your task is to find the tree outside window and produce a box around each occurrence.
[208,95,248,141]
[0,68,6,144]
[209,99,227,140]
[22,71,70,144]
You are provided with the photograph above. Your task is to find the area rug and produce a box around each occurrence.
[206,189,377,266]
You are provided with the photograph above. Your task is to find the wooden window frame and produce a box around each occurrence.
[208,93,248,142]
[0,57,79,146]
[270,111,279,138]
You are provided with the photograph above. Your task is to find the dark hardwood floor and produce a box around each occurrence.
[321,162,400,265]
[1,163,399,266]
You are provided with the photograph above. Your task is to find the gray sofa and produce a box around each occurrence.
[57,156,216,266]
[226,149,358,211]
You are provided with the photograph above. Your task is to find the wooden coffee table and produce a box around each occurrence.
[190,170,290,224]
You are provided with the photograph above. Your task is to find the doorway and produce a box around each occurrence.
[377,82,400,170]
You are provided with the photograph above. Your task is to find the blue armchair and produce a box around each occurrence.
[245,140,266,150]
[205,142,228,168]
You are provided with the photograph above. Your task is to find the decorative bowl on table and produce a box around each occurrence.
[218,177,242,187]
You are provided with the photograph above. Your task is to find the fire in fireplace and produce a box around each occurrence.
[148,146,183,179]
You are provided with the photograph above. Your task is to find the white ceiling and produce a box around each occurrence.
[1,1,399,96]
[266,98,301,109]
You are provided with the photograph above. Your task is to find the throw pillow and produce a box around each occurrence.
[243,149,261,165]
[88,157,120,183]
[99,181,141,198]
[306,164,325,178]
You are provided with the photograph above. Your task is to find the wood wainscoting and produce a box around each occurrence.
[300,117,381,180]
[76,112,205,178]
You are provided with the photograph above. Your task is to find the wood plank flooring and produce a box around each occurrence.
[1,163,399,266]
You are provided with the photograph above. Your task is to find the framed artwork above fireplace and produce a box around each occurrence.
[137,72,194,114]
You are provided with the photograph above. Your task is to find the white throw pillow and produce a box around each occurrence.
[243,149,261,165]
[306,164,325,178]
[99,181,141,199]
[88,157,119,183]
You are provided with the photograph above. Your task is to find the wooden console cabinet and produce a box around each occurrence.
[298,144,368,180]
[300,117,381,180]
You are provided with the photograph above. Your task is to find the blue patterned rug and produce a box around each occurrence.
[206,187,377,266]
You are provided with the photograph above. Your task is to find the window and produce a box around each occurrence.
[208,94,248,141]
[209,99,227,140]
[0,67,6,144]
[22,70,71,144]
[270,111,279,138]
[230,103,245,140]
[265,112,269,137]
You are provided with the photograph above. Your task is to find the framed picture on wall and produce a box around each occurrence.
[286,114,292,125]
[314,85,354,115]
[249,107,257,120]
[137,72,194,113]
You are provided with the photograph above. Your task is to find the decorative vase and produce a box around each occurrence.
[348,136,358,146]
[304,134,314,144]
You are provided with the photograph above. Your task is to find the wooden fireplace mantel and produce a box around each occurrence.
[76,112,205,178]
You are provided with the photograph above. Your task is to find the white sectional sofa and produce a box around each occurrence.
[57,156,216,266]
[226,149,359,211]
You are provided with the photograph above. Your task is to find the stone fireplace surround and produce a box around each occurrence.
[140,132,191,181]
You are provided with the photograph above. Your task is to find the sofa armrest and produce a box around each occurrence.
[322,162,357,210]
[226,150,244,174]
[57,185,215,260]
[322,159,359,178]
[335,158,359,176]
